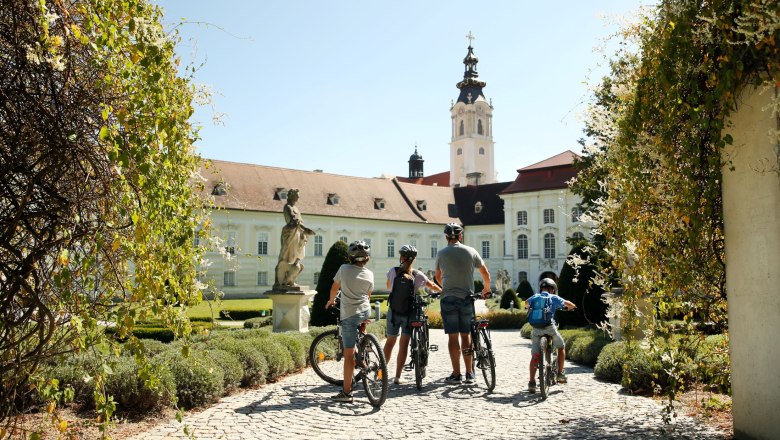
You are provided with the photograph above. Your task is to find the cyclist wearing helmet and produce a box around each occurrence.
[383,244,441,385]
[525,277,576,393]
[434,223,492,385]
[325,240,374,403]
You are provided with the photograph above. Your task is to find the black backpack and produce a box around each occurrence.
[389,267,415,315]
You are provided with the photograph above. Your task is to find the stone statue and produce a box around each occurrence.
[273,189,315,290]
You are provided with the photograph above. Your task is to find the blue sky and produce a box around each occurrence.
[154,1,651,182]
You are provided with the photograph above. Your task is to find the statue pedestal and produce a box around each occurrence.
[265,287,316,333]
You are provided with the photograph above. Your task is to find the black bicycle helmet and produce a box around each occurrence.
[399,244,418,259]
[540,278,557,294]
[348,240,371,261]
[444,222,463,238]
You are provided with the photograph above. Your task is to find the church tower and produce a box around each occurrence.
[449,33,496,187]
[408,145,424,178]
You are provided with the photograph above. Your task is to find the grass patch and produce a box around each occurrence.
[187,299,274,320]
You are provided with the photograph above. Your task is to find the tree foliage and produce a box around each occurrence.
[515,279,534,300]
[310,240,349,326]
[570,0,778,409]
[557,245,607,327]
[0,0,208,432]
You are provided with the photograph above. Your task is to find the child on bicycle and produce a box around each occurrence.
[383,244,441,385]
[325,240,374,403]
[525,278,576,393]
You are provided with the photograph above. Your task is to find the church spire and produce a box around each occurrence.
[456,31,486,105]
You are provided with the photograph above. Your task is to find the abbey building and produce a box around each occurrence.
[199,43,590,297]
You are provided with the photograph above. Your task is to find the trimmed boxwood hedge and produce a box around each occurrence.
[106,355,176,412]
[219,309,272,320]
[204,336,269,387]
[160,348,224,409]
[243,316,273,329]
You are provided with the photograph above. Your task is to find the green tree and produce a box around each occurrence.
[557,245,607,327]
[0,0,209,431]
[310,241,349,326]
[499,289,520,310]
[516,280,534,301]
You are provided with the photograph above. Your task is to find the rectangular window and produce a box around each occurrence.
[409,238,417,249]
[314,235,323,257]
[571,207,582,222]
[518,271,528,282]
[517,235,528,259]
[543,208,555,224]
[256,271,268,286]
[430,240,438,259]
[339,236,348,243]
[517,210,527,226]
[364,238,372,249]
[387,239,395,258]
[544,233,556,259]
[257,232,268,255]
[225,231,236,255]
[481,240,490,259]
[223,271,235,287]
[313,272,320,285]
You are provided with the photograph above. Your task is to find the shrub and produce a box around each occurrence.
[479,309,525,329]
[205,336,268,387]
[219,309,272,320]
[203,349,243,393]
[427,312,443,329]
[520,322,532,339]
[254,338,294,380]
[310,241,349,326]
[137,339,169,357]
[272,333,310,370]
[48,352,101,407]
[516,280,534,300]
[696,334,730,393]
[107,356,175,412]
[161,348,224,409]
[308,325,337,339]
[557,245,608,327]
[499,289,521,310]
[593,341,658,392]
[243,316,274,329]
[560,329,612,366]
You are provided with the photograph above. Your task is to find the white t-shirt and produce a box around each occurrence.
[386,267,430,293]
[334,264,374,319]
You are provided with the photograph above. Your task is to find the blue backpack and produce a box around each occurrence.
[527,294,553,328]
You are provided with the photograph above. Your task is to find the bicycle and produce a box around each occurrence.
[467,293,496,392]
[403,292,438,390]
[535,308,575,400]
[308,297,389,407]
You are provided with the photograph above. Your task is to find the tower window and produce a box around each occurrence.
[474,201,483,213]
[459,120,464,136]
[478,119,483,135]
[457,148,462,156]
[479,147,485,155]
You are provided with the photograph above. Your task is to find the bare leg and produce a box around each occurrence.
[530,353,539,381]
[396,334,411,378]
[342,347,355,394]
[383,336,397,371]
[557,347,566,374]
[447,333,461,375]
[460,332,473,374]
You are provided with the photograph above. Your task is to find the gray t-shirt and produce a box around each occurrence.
[434,242,485,300]
[334,263,374,319]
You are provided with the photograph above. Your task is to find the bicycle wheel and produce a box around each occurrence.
[548,357,558,388]
[412,327,424,390]
[360,333,388,407]
[477,328,496,392]
[309,329,343,386]
[538,336,548,400]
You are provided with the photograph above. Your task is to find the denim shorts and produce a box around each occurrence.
[531,325,565,355]
[386,309,412,337]
[341,310,371,349]
[441,295,473,334]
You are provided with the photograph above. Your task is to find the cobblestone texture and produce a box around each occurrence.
[129,329,727,439]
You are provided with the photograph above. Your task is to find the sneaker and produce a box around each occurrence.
[528,381,536,393]
[331,390,353,403]
[557,371,567,384]
[445,373,463,384]
[393,377,403,385]
[464,372,476,384]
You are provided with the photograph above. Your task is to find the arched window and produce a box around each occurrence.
[517,235,528,259]
[479,147,485,155]
[544,233,556,259]
[459,120,464,135]
[477,119,483,135]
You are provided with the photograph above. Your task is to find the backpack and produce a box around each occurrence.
[389,267,415,315]
[527,294,553,328]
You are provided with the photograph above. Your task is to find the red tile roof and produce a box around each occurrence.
[396,170,450,187]
[517,150,579,171]
[501,151,580,194]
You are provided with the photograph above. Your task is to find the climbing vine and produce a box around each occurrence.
[571,0,779,415]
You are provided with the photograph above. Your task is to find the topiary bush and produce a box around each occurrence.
[593,341,659,392]
[204,335,268,387]
[161,348,224,409]
[499,289,521,310]
[254,338,295,380]
[106,355,175,412]
[271,333,310,370]
[557,245,608,328]
[520,322,533,339]
[310,241,349,327]
[516,280,534,301]
[243,316,273,329]
[203,349,243,393]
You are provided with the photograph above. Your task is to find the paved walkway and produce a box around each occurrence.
[130,329,727,440]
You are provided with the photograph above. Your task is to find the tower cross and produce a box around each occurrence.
[466,31,475,46]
